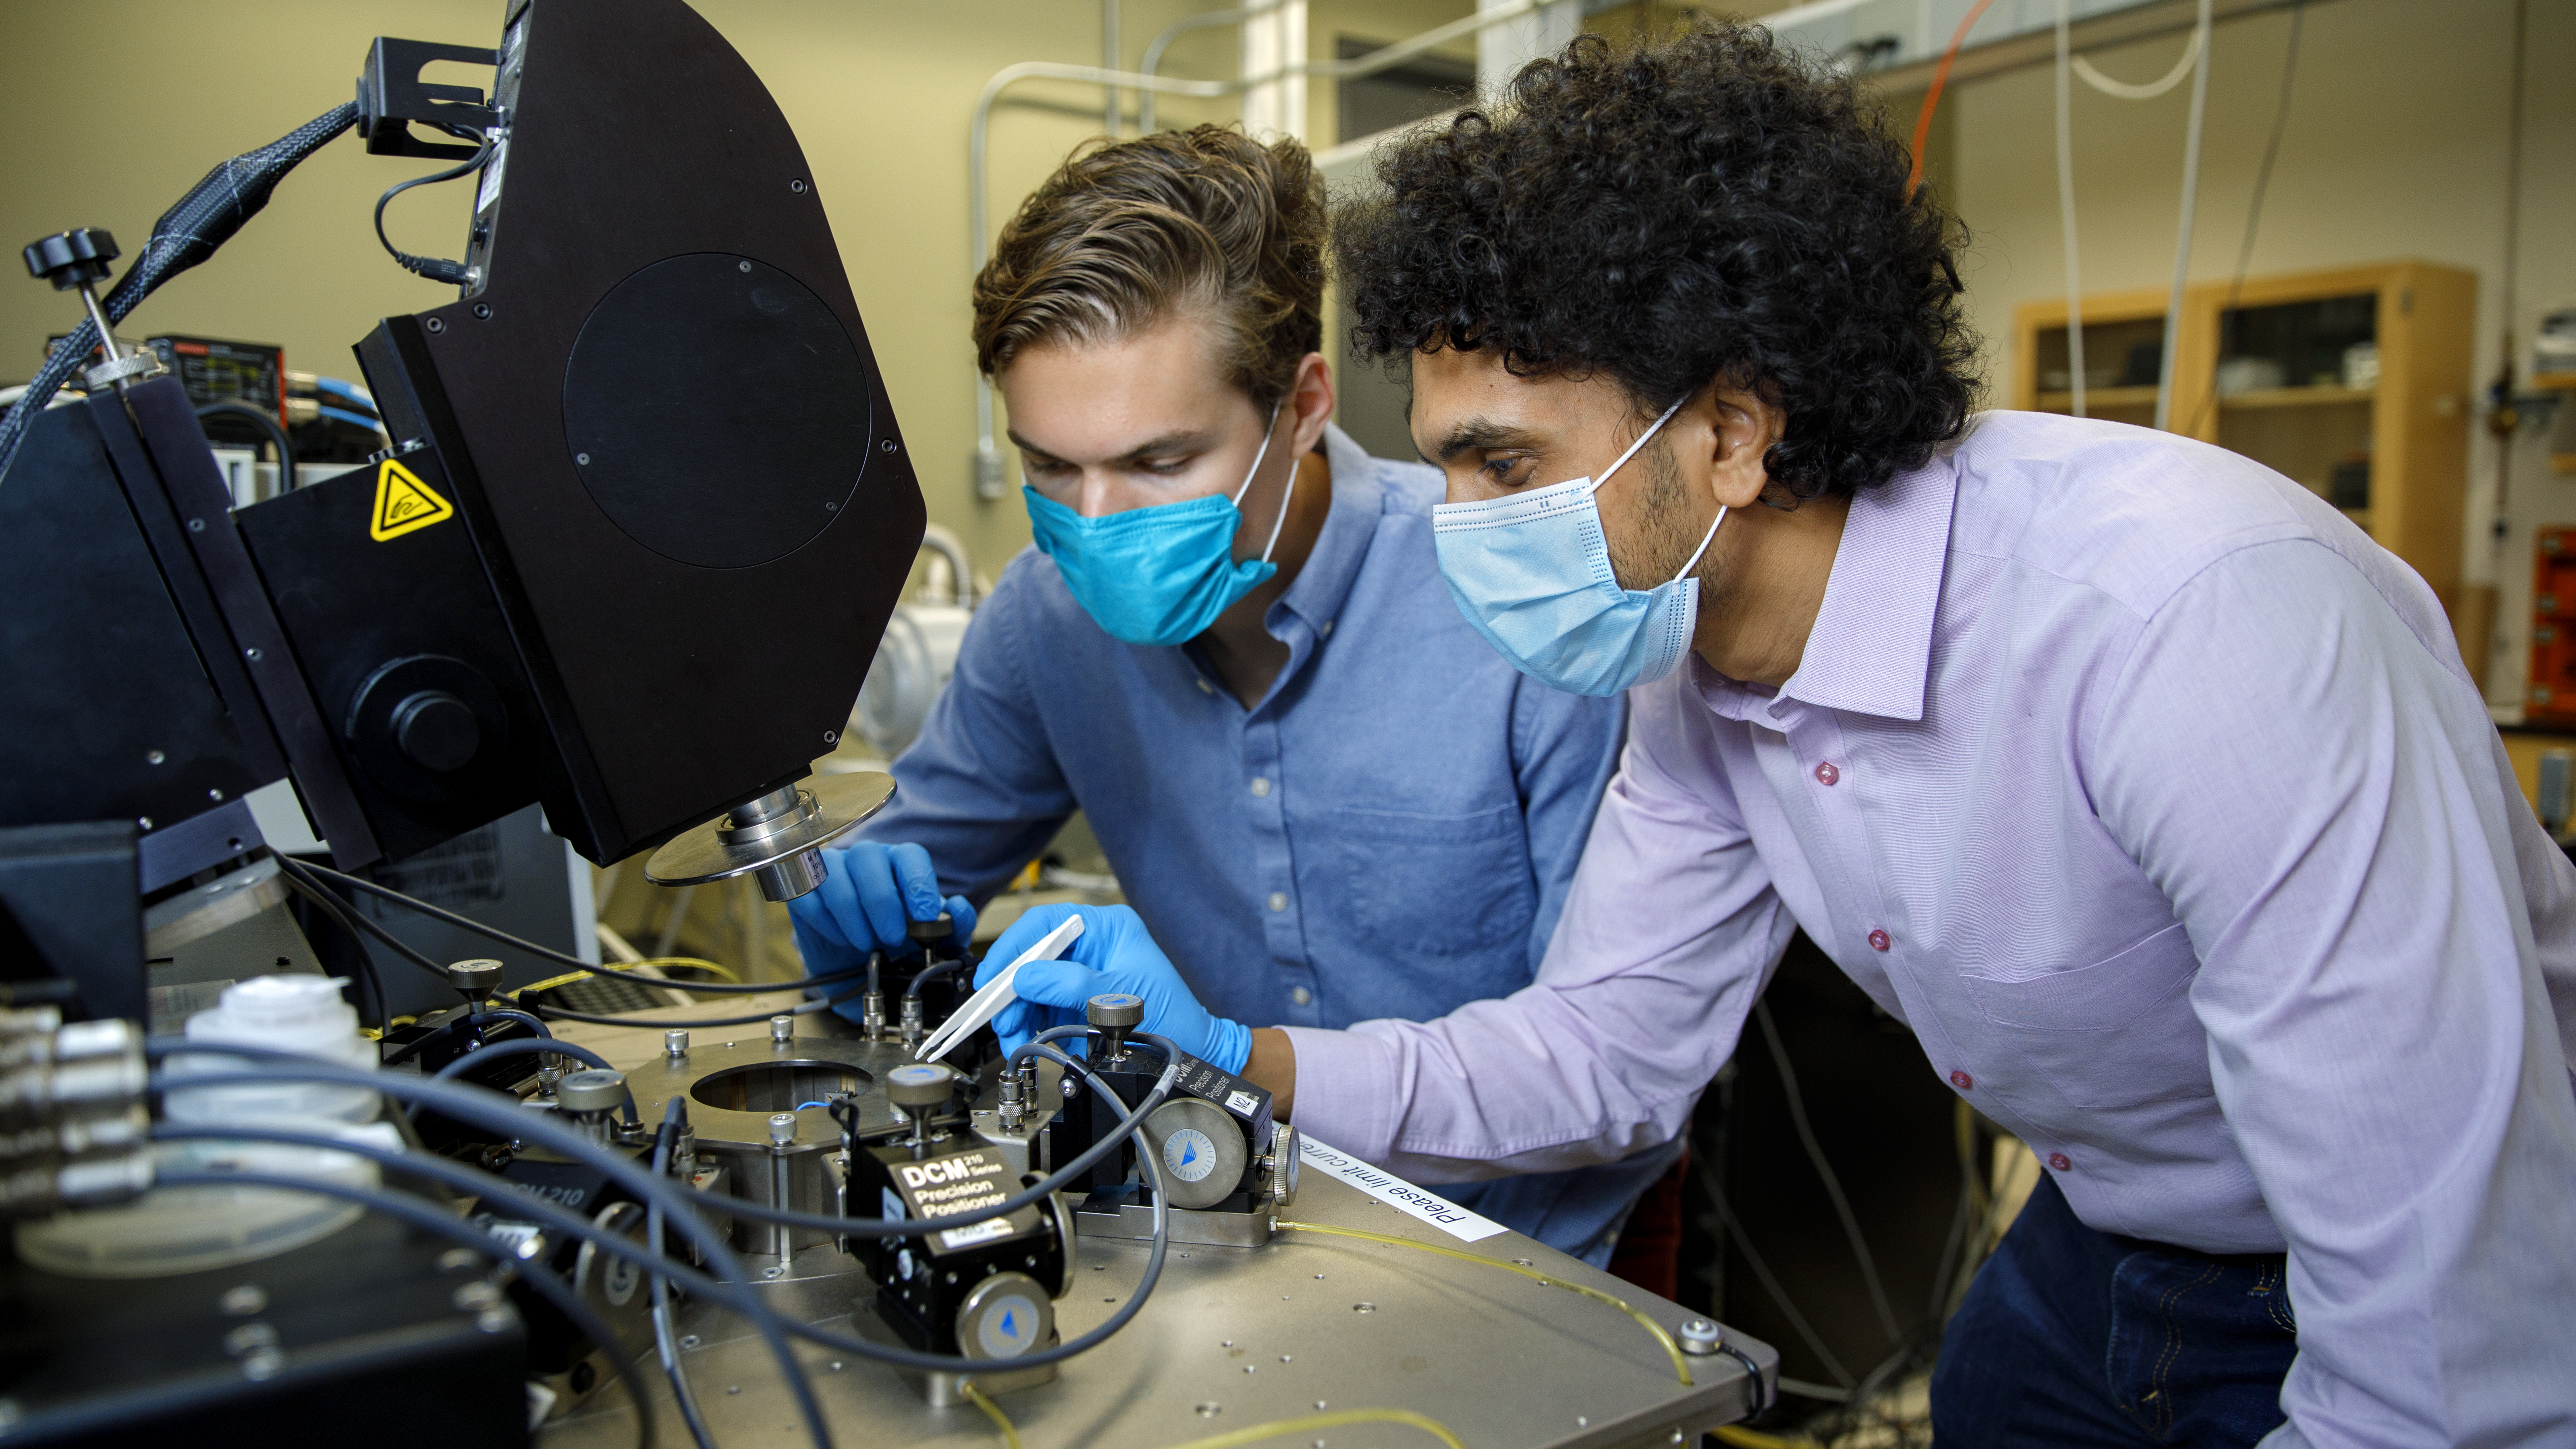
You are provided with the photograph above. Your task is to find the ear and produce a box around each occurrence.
[1696,382,1783,511]
[1286,352,1336,455]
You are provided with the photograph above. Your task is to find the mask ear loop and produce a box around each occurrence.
[1668,503,1728,586]
[1582,395,1690,496]
[1233,399,1294,565]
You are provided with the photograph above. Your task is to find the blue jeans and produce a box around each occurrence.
[1931,1175,2299,1447]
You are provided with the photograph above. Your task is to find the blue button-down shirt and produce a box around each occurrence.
[856,424,1655,1257]
[1289,412,2576,1445]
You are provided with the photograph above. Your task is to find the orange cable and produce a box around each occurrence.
[1907,0,1999,195]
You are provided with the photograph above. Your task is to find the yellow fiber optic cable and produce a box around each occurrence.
[959,1377,1461,1449]
[959,1379,1023,1449]
[1164,1409,1467,1449]
[1714,1426,1824,1449]
[631,956,742,983]
[1271,1220,1693,1387]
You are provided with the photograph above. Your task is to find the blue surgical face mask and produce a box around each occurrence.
[1024,402,1290,647]
[1430,397,1725,696]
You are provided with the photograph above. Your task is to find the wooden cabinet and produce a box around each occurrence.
[2013,261,2479,639]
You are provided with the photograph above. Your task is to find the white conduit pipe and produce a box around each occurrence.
[968,0,1558,497]
[1138,2,1286,134]
[2153,0,2215,433]
[2056,0,2087,419]
[2073,23,2204,99]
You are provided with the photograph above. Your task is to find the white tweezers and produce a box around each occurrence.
[913,914,1086,1064]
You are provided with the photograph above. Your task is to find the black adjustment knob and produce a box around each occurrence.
[906,912,954,945]
[392,690,481,772]
[23,229,118,291]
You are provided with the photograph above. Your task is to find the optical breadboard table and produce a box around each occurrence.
[538,1007,1773,1449]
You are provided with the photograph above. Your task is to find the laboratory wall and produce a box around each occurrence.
[1944,0,2574,706]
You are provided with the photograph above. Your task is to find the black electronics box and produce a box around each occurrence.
[0,1213,530,1447]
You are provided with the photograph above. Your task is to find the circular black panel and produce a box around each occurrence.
[562,254,871,569]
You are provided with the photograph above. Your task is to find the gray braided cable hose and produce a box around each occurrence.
[0,102,357,482]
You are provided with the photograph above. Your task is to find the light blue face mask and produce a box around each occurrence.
[1024,403,1289,647]
[1430,397,1725,696]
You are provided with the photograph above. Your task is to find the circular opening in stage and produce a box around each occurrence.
[688,1060,871,1114]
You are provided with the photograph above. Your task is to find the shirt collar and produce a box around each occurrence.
[1769,451,1959,723]
[1270,423,1384,639]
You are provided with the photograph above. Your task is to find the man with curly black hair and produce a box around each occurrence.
[977,24,2576,1446]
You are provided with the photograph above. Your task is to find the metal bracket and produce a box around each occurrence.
[356,37,500,158]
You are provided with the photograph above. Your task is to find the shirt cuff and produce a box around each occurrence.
[1276,1025,1402,1161]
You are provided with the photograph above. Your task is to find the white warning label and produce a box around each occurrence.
[1296,1135,1508,1243]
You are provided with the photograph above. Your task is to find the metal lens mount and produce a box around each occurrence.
[642,771,895,902]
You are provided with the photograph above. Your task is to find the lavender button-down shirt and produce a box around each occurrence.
[1285,411,2576,1445]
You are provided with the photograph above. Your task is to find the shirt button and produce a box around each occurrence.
[1949,1070,1973,1090]
[2048,1152,2073,1172]
[1250,777,1271,797]
[1814,761,1840,786]
[1868,929,1891,952]
[1268,892,1287,912]
[1289,986,1312,1006]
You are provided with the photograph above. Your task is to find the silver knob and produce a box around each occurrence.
[767,1111,798,1146]
[769,1014,794,1045]
[1678,1318,1721,1356]
[445,959,505,1001]
[664,1029,690,1058]
[556,1069,627,1116]
[886,1062,954,1111]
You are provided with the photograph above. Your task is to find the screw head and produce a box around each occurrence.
[880,438,898,453]
[738,259,753,273]
[471,302,491,319]
[790,178,808,193]
[244,647,263,662]
[187,517,205,532]
[823,730,838,744]
[146,749,164,765]
[575,452,591,465]
[424,316,445,333]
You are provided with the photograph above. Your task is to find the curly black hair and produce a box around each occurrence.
[1334,20,1980,499]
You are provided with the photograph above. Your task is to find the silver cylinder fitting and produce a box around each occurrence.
[1678,1319,1722,1356]
[767,1111,799,1147]
[665,1029,690,1059]
[769,1015,794,1045]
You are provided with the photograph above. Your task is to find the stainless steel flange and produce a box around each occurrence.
[641,771,895,901]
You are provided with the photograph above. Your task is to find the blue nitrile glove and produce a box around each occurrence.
[979,903,1249,1074]
[788,841,976,1021]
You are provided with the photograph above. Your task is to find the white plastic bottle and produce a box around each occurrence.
[16,975,399,1278]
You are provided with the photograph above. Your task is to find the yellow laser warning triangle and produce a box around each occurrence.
[369,458,454,541]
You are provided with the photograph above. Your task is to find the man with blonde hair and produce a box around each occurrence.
[793,126,1667,1266]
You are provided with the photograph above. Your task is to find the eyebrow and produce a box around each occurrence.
[1005,427,1218,467]
[1428,416,1544,464]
